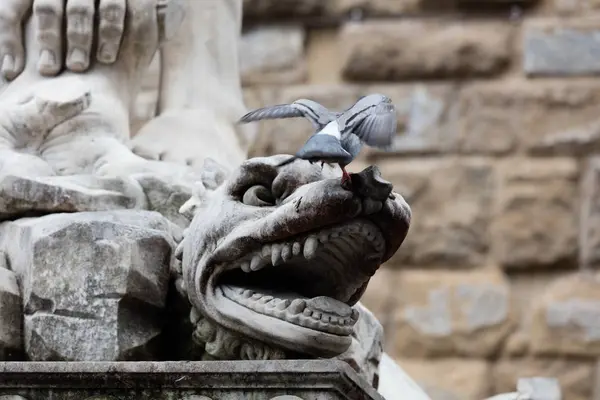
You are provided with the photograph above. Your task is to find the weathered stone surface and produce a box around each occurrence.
[341,21,512,81]
[365,84,458,157]
[305,29,344,84]
[380,157,494,267]
[240,26,307,86]
[361,268,399,332]
[529,119,600,156]
[504,271,573,357]
[454,82,517,155]
[0,175,147,222]
[242,0,436,19]
[502,332,529,357]
[0,210,178,361]
[0,263,21,360]
[580,157,600,269]
[243,0,332,18]
[553,0,600,15]
[529,273,600,357]
[493,358,594,400]
[392,267,515,358]
[338,303,384,389]
[0,360,385,400]
[457,79,600,155]
[491,158,578,270]
[524,18,600,76]
[398,358,492,400]
[459,0,537,2]
[237,89,264,150]
[242,88,269,115]
[335,0,422,15]
[132,175,195,228]
[131,52,161,136]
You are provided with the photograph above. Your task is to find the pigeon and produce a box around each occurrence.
[238,94,397,187]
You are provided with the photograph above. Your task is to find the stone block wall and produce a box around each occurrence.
[238,1,600,399]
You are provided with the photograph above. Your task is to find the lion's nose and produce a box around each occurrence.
[349,165,393,202]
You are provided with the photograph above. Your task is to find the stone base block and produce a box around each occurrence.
[0,360,384,400]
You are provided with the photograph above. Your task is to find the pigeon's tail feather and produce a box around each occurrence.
[297,134,354,165]
[238,104,304,124]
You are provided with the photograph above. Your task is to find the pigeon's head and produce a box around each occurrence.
[178,155,411,358]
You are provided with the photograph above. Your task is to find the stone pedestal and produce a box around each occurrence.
[0,360,384,400]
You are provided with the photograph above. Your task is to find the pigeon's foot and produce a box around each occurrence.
[341,167,352,191]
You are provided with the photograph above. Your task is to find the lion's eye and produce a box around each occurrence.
[242,185,275,207]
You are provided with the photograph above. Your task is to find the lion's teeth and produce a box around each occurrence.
[271,244,283,266]
[281,244,292,262]
[288,299,306,315]
[250,254,267,271]
[303,236,318,259]
[319,233,329,243]
[277,299,291,310]
[241,261,251,273]
[261,245,271,258]
[259,295,273,304]
[292,242,301,256]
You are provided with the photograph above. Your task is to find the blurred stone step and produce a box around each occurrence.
[0,360,384,400]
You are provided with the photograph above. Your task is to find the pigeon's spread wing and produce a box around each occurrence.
[238,104,305,123]
[293,99,338,129]
[351,101,397,148]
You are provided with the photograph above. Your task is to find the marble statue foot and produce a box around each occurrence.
[131,109,247,171]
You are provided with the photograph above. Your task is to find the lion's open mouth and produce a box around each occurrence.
[212,217,385,337]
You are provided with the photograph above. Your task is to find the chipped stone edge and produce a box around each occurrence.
[0,360,384,400]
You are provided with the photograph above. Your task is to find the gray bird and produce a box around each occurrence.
[238,94,397,186]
